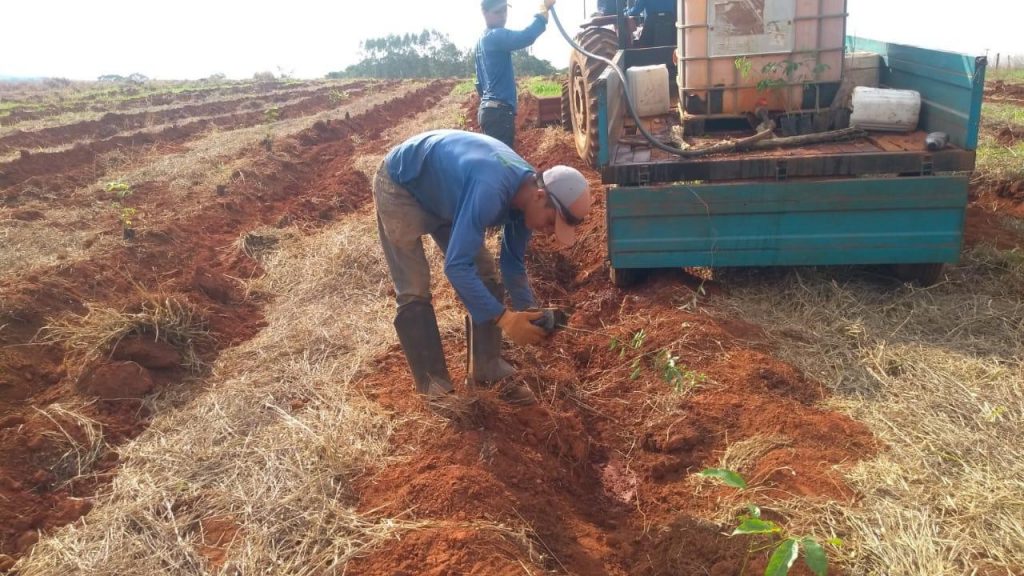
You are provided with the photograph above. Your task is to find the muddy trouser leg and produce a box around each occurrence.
[478,106,516,150]
[430,227,516,385]
[373,164,453,396]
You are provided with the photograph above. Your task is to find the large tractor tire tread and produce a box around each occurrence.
[568,28,618,167]
[560,79,572,131]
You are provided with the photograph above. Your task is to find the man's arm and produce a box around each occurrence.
[499,214,536,310]
[444,184,506,323]
[483,14,548,51]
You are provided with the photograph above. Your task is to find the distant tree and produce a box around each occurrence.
[512,49,557,76]
[327,29,474,79]
[327,30,557,80]
[253,71,276,81]
[127,73,149,84]
[97,74,127,83]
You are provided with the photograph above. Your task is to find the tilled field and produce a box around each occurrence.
[1,78,1022,575]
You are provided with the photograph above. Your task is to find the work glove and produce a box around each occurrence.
[497,309,547,346]
[538,0,555,19]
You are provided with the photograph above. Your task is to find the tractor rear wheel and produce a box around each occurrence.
[560,79,572,131]
[568,28,618,166]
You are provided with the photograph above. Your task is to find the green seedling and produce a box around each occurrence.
[106,181,137,239]
[655,350,706,394]
[699,468,840,576]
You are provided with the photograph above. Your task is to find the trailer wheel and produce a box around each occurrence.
[568,28,618,166]
[610,266,646,288]
[892,263,945,286]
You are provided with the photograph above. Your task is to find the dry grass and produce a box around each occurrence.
[716,247,1024,574]
[39,296,209,377]
[32,403,108,484]
[14,89,544,575]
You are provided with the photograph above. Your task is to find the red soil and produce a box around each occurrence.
[0,80,455,565]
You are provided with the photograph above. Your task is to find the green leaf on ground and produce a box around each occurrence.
[699,468,747,489]
[802,538,828,576]
[765,538,800,576]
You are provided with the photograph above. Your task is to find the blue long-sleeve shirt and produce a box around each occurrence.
[626,0,676,17]
[474,15,547,113]
[384,130,537,322]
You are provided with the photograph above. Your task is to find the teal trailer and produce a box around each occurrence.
[597,37,987,286]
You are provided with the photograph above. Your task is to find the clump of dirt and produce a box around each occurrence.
[346,527,536,575]
[76,361,155,399]
[964,205,1023,249]
[110,335,181,369]
[986,80,1024,102]
[995,124,1022,147]
[635,515,747,576]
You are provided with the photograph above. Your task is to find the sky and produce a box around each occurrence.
[1,0,1020,81]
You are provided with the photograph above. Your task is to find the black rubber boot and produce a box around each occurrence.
[394,301,455,397]
[470,280,516,385]
[466,281,536,406]
[469,318,517,384]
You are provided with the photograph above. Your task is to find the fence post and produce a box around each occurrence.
[995,53,1001,69]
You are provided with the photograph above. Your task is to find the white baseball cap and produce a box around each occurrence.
[539,165,592,247]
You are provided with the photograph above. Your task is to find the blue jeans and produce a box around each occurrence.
[478,105,516,149]
[373,163,498,309]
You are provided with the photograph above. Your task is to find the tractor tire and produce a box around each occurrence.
[560,79,572,132]
[568,27,618,167]
[892,263,945,286]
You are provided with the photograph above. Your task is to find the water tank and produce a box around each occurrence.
[677,0,847,116]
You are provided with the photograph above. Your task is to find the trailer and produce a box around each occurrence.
[561,5,987,287]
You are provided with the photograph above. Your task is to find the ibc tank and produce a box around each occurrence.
[677,0,847,116]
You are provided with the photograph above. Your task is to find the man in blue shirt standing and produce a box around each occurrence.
[374,130,592,406]
[475,0,557,149]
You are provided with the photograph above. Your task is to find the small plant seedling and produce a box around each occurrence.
[655,350,706,394]
[698,468,840,576]
[106,180,137,239]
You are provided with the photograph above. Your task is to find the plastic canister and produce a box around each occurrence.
[626,64,671,117]
[849,87,922,132]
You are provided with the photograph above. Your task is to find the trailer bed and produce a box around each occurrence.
[604,113,976,186]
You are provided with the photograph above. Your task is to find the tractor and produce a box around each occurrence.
[562,0,676,166]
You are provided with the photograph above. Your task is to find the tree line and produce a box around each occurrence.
[327,29,557,79]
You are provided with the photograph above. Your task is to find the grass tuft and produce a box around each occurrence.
[39,296,209,375]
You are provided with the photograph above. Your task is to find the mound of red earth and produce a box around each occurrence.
[0,80,455,565]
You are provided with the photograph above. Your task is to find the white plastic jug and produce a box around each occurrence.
[850,87,921,132]
[626,64,671,117]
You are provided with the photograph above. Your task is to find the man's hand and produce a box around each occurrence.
[538,0,555,18]
[497,309,547,346]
